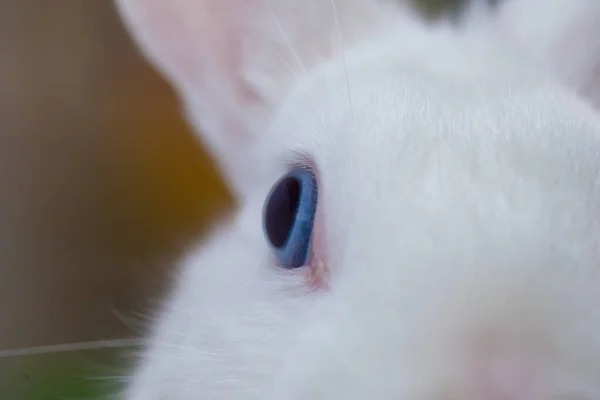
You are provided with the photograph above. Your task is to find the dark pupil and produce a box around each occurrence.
[265,176,301,248]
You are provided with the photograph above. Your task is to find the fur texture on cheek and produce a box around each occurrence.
[123,206,319,400]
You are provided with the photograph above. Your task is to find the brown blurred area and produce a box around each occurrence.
[0,2,232,350]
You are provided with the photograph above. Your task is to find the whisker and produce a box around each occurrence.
[262,0,308,78]
[330,0,354,117]
[0,338,142,359]
[84,375,131,382]
[110,306,150,334]
[274,48,302,81]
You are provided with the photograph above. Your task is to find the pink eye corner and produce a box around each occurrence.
[303,204,329,291]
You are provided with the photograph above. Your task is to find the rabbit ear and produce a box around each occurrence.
[494,0,600,109]
[114,0,389,197]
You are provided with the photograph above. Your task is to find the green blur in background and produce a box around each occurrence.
[2,349,134,400]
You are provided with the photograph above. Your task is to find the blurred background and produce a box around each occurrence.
[0,0,466,398]
[1,1,232,398]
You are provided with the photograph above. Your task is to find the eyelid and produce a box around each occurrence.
[285,151,316,173]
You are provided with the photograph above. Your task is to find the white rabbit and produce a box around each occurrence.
[114,0,600,399]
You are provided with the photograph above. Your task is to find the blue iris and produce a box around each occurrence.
[263,168,318,268]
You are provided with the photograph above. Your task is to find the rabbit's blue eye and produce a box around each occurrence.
[263,168,318,268]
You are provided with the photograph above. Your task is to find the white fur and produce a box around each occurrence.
[115,0,600,399]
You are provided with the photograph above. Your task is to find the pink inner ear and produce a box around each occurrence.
[119,0,261,105]
[186,0,265,117]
